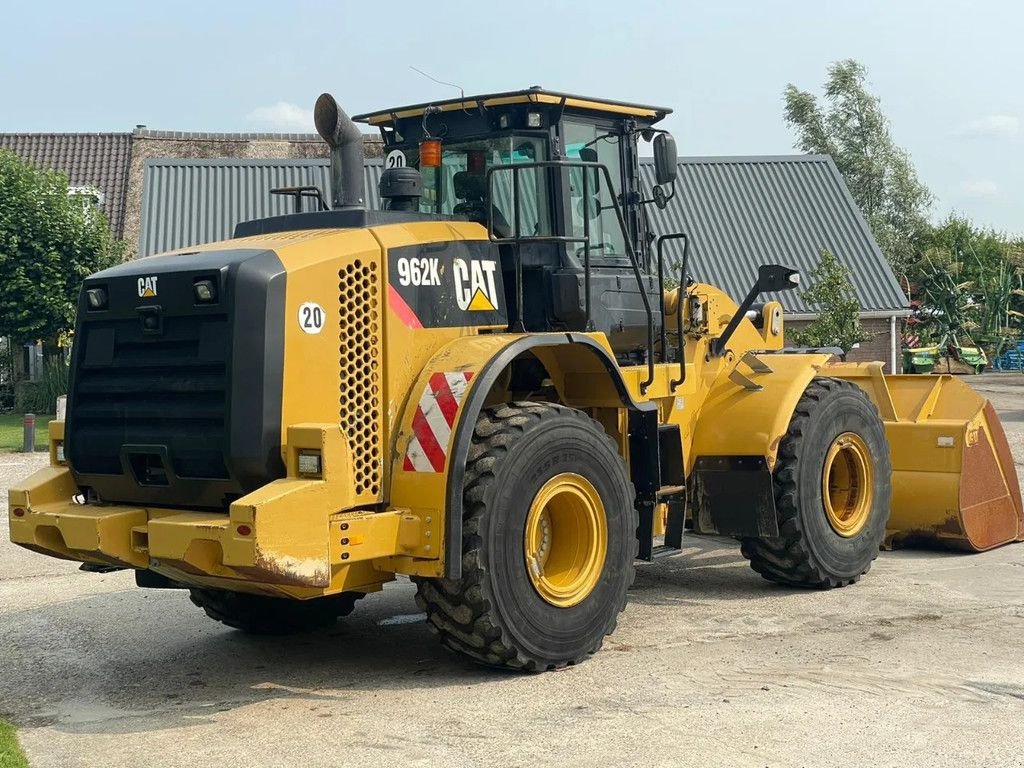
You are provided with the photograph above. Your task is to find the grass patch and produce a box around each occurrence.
[0,414,53,453]
[0,720,28,768]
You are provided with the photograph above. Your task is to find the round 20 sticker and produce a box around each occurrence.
[385,149,407,169]
[298,302,325,334]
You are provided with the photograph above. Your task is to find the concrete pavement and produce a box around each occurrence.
[1,375,1022,767]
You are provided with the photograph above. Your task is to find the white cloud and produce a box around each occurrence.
[245,101,314,132]
[955,114,1019,138]
[959,179,999,199]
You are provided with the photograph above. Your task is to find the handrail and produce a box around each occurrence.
[269,185,330,213]
[485,160,656,393]
[668,235,690,389]
[656,233,689,390]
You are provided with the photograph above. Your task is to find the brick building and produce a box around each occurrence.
[0,128,383,244]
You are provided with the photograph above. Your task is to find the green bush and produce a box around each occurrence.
[13,380,45,413]
[13,360,66,413]
[41,358,69,411]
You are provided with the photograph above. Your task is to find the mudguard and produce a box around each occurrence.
[687,353,833,537]
[387,332,653,578]
[690,353,835,471]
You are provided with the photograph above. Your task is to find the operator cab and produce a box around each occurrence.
[353,87,679,356]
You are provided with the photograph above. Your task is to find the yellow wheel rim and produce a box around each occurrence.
[822,432,873,537]
[523,473,608,608]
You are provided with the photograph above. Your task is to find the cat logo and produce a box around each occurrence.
[453,258,499,312]
[137,276,159,298]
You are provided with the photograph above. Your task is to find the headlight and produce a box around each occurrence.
[86,287,108,310]
[193,278,217,303]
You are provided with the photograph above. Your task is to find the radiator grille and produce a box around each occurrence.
[69,316,229,479]
[339,259,382,498]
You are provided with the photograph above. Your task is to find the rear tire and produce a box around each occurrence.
[740,377,891,588]
[414,402,637,671]
[188,589,363,635]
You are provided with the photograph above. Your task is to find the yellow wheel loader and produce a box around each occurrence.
[9,88,1022,670]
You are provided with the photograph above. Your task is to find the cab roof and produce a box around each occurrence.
[352,87,672,126]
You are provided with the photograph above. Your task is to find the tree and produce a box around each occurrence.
[0,150,122,353]
[795,249,868,352]
[784,60,932,275]
[913,214,1024,345]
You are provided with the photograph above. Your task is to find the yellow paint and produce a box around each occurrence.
[827,366,1021,550]
[358,91,666,125]
[524,473,608,608]
[822,432,873,537]
[10,214,1020,598]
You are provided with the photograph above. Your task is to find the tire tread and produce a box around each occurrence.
[414,401,637,672]
[740,377,887,589]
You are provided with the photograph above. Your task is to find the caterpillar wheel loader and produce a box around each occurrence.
[9,88,1022,672]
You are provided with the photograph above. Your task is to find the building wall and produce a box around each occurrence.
[122,129,383,254]
[785,316,902,372]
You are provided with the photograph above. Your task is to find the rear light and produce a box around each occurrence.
[419,139,442,168]
[236,524,252,537]
[12,508,26,518]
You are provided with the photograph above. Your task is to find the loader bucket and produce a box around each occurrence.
[879,374,1023,551]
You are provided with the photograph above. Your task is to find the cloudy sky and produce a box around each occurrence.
[2,0,1021,233]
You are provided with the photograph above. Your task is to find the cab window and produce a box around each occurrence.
[411,136,551,237]
[563,120,625,261]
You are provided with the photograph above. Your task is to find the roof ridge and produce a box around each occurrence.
[639,154,831,164]
[131,129,382,142]
[0,131,131,138]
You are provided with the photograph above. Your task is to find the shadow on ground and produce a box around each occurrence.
[0,534,976,737]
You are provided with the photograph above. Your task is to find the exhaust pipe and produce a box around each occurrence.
[314,93,365,210]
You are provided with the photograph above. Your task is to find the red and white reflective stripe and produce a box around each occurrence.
[403,371,474,472]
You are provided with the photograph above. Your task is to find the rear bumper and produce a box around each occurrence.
[8,459,431,598]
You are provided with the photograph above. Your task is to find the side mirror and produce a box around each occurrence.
[576,196,602,221]
[653,133,678,185]
[652,185,668,210]
[756,265,801,293]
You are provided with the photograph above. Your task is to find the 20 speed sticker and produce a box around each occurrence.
[298,302,325,334]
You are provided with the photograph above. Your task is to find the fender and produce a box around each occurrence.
[688,353,833,537]
[387,332,654,579]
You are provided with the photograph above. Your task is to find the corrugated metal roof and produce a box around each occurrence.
[0,132,133,239]
[139,159,384,257]
[138,155,907,313]
[639,155,908,314]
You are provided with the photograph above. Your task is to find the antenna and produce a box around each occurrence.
[409,66,466,100]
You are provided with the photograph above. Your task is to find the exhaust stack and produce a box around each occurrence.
[314,93,365,210]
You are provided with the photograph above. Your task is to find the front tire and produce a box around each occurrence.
[740,377,891,588]
[414,402,637,671]
[188,589,363,635]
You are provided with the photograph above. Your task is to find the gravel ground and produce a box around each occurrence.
[1,374,1022,768]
